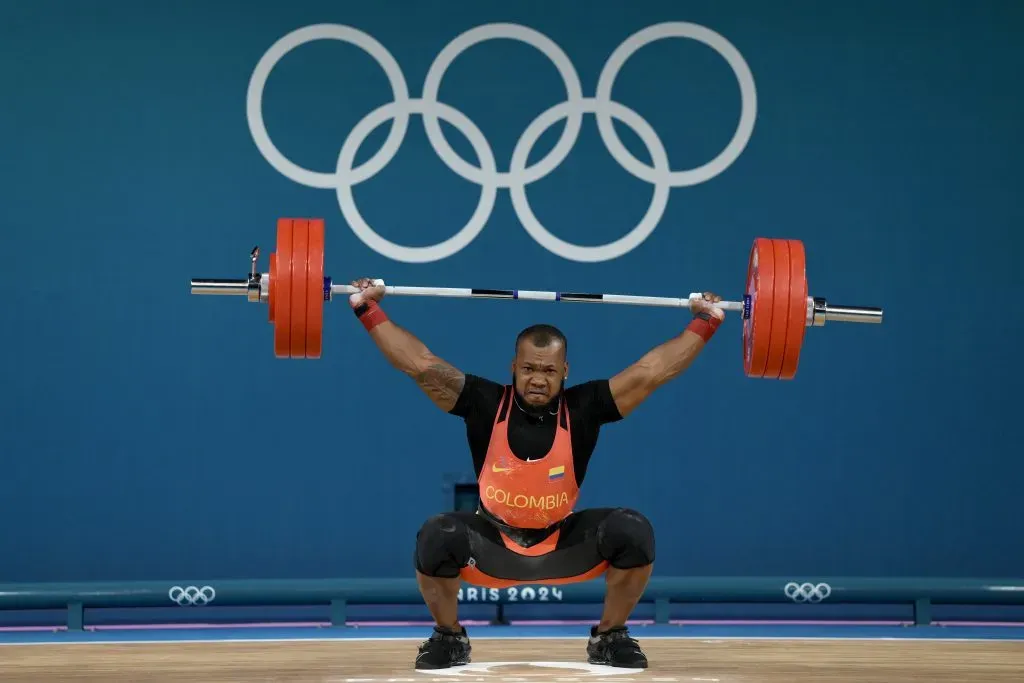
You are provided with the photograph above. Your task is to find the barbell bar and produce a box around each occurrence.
[189,218,883,379]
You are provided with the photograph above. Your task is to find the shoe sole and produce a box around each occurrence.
[415,660,470,670]
[587,657,648,668]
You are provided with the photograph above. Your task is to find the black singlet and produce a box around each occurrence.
[448,374,623,488]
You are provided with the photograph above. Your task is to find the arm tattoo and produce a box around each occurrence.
[413,362,466,410]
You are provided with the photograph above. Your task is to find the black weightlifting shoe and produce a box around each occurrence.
[415,625,472,669]
[586,625,648,668]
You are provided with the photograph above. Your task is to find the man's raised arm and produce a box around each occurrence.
[607,293,725,418]
[349,278,464,413]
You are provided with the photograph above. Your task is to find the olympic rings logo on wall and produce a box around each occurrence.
[168,585,216,606]
[783,582,832,603]
[246,22,757,263]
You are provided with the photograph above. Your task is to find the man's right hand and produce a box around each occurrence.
[349,277,386,308]
[346,276,466,413]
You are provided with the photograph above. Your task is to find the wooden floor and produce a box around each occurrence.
[2,636,1023,682]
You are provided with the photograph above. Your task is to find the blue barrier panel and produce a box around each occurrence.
[2,577,1021,630]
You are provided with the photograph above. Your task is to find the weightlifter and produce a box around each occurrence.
[348,278,724,670]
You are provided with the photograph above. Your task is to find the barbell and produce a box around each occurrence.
[189,218,883,379]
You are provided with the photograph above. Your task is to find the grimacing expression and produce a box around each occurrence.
[513,338,567,405]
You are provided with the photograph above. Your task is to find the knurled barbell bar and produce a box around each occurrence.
[189,218,883,379]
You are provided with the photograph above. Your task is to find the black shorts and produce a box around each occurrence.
[415,507,654,589]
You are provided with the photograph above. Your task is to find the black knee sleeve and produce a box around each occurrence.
[414,514,472,578]
[597,508,655,568]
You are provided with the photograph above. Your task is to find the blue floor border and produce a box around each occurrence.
[1,623,1023,645]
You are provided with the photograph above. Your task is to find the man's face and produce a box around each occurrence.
[512,339,567,406]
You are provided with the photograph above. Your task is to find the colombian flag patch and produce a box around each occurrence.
[548,465,565,481]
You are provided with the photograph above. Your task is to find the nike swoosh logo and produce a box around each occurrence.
[491,464,512,473]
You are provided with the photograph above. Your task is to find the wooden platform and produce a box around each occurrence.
[2,636,1023,682]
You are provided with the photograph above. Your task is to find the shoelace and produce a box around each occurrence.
[597,627,641,653]
[419,628,465,654]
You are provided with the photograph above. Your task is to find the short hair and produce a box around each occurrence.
[515,323,568,357]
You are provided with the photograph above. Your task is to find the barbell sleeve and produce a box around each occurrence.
[190,279,245,295]
[810,298,883,325]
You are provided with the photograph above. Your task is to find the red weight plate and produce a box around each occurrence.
[779,239,808,380]
[742,237,776,378]
[273,219,293,358]
[268,253,277,325]
[289,219,310,358]
[763,239,792,379]
[305,219,325,359]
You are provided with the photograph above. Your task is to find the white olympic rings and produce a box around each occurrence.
[246,22,757,263]
[168,584,216,606]
[784,582,832,603]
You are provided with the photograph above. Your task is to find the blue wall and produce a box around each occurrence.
[2,0,1021,584]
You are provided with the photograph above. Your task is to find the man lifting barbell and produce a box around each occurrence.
[348,277,726,670]
[189,220,883,668]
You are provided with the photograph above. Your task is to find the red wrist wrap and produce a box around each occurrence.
[354,300,389,332]
[686,314,721,343]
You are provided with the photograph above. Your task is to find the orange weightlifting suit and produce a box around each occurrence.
[413,376,655,589]
[461,385,609,588]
